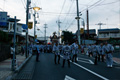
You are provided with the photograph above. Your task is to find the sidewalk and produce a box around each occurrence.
[0,54,31,80]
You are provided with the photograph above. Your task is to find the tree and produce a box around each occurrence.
[61,31,74,44]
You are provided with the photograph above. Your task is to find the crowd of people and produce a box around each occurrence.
[11,41,114,68]
[52,41,114,68]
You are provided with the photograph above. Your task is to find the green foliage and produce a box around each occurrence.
[61,31,74,44]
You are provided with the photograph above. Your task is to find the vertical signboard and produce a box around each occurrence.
[0,12,7,26]
[28,22,33,29]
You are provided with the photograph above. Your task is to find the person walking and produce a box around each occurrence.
[53,43,60,64]
[62,42,71,68]
[71,41,78,62]
[103,42,114,67]
[91,43,98,65]
[98,43,105,62]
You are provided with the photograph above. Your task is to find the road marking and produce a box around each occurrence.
[78,57,89,61]
[64,75,76,80]
[78,57,94,65]
[78,60,92,64]
[113,60,120,64]
[73,62,109,80]
[89,60,94,64]
[60,55,109,80]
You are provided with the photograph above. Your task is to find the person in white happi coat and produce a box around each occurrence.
[98,43,105,62]
[53,43,60,64]
[103,42,114,67]
[87,44,93,57]
[71,41,78,62]
[62,42,71,68]
[91,43,98,65]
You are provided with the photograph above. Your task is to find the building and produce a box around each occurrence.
[98,28,120,40]
[75,29,97,44]
[98,28,120,44]
[0,15,26,43]
[37,36,51,44]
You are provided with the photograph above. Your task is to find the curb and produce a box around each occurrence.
[15,54,32,73]
[5,54,32,80]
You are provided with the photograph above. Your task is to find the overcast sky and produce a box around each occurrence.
[0,0,120,37]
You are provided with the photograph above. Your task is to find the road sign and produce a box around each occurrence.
[28,22,33,29]
[80,28,84,34]
[22,24,28,29]
[0,12,7,26]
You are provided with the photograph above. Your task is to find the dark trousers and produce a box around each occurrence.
[94,56,98,65]
[72,54,77,62]
[62,59,70,67]
[98,54,104,62]
[88,52,93,57]
[36,51,39,62]
[54,54,60,64]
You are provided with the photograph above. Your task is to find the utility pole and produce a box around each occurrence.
[96,22,106,39]
[12,16,16,71]
[26,0,31,58]
[44,23,47,44]
[76,0,81,45]
[34,11,36,44]
[86,9,89,39]
[95,22,106,29]
[57,20,61,43]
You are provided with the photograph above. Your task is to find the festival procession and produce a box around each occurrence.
[0,0,120,80]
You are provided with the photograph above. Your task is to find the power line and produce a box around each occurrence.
[64,0,104,31]
[80,0,103,12]
[63,0,90,31]
[41,11,76,14]
[79,0,119,6]
[21,0,26,9]
[58,0,66,19]
[0,8,4,11]
[62,0,74,28]
[66,19,76,30]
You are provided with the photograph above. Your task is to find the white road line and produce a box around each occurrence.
[89,60,94,64]
[78,60,92,64]
[73,62,109,80]
[60,55,109,80]
[113,60,120,64]
[78,57,89,61]
[64,75,76,80]
[60,55,63,58]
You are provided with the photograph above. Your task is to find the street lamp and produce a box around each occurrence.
[33,7,41,44]
[33,7,41,11]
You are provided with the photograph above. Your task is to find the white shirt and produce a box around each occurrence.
[11,47,15,54]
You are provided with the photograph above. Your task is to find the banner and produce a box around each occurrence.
[0,12,7,26]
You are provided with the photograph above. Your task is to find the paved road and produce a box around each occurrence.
[32,53,120,80]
